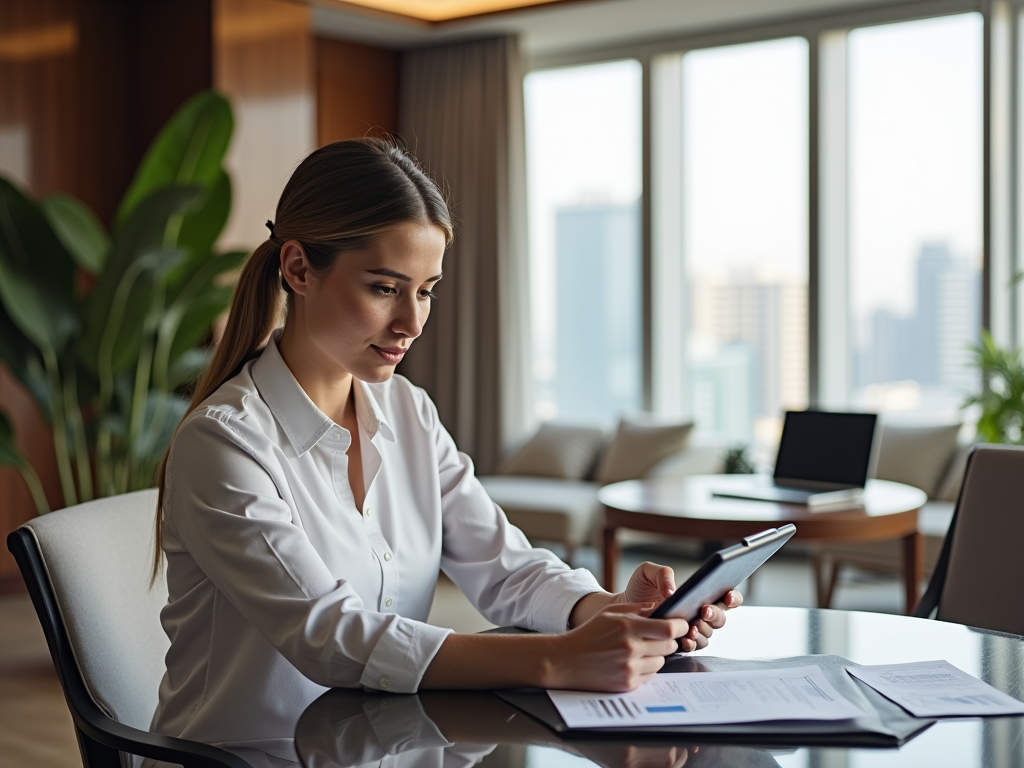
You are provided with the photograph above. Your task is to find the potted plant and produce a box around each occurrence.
[0,91,244,513]
[964,330,1024,444]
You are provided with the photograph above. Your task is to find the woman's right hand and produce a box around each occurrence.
[543,603,690,692]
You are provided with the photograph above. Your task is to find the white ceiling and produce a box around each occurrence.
[311,0,902,58]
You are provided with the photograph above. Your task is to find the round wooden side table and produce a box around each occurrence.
[599,475,928,613]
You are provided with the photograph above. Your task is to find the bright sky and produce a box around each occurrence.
[525,11,983,336]
[683,36,808,279]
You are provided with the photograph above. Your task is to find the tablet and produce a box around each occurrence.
[649,524,797,621]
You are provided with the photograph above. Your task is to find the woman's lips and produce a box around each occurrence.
[372,345,407,364]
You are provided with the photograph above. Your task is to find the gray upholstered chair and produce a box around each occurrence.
[7,489,250,768]
[915,444,1024,637]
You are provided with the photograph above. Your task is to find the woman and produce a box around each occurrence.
[150,139,741,750]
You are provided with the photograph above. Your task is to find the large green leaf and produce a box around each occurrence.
[168,284,234,365]
[167,249,246,307]
[42,194,110,275]
[131,390,189,463]
[0,178,78,357]
[0,410,26,468]
[83,248,188,379]
[115,91,233,230]
[172,169,233,283]
[167,347,212,389]
[79,186,202,376]
[0,303,49,417]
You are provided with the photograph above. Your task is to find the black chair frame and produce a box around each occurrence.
[912,447,974,621]
[8,528,252,768]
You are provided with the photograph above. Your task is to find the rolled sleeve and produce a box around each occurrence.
[524,568,604,634]
[359,616,452,693]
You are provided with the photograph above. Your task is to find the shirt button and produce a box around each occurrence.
[380,677,390,689]
[385,598,393,607]
[365,508,372,517]
[384,552,392,562]
[380,700,391,710]
[331,431,341,440]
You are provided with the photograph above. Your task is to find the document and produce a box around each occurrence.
[547,665,865,728]
[846,660,1024,718]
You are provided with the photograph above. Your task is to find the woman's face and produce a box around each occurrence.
[282,221,446,383]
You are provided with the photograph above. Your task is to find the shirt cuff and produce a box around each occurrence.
[363,696,452,753]
[526,568,603,634]
[359,615,453,693]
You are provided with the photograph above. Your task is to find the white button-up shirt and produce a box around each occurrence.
[150,334,601,750]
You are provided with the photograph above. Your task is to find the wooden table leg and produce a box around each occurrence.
[602,524,619,591]
[903,531,923,615]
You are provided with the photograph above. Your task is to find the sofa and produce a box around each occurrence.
[811,422,971,607]
[479,416,720,565]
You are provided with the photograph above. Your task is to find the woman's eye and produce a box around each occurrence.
[420,289,439,300]
[371,285,397,295]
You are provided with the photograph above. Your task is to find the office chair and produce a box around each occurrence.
[915,444,1024,637]
[7,489,251,768]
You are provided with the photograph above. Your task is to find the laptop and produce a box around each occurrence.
[712,410,879,506]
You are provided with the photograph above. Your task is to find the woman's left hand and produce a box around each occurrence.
[616,561,743,652]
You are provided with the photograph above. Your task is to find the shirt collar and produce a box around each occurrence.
[251,331,395,456]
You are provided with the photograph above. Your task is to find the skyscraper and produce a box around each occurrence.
[861,243,980,393]
[551,202,642,421]
[688,271,808,441]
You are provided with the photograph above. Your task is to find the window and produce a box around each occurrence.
[525,5,998,447]
[524,60,643,423]
[675,38,809,447]
[848,14,983,420]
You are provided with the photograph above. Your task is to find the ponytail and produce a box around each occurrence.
[150,137,453,581]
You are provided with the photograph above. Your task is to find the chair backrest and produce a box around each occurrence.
[20,489,169,730]
[919,444,1024,636]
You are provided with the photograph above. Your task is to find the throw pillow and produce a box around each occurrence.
[498,422,607,480]
[596,416,695,485]
[875,423,962,498]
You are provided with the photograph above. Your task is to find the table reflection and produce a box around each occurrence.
[295,689,784,768]
[269,607,1023,768]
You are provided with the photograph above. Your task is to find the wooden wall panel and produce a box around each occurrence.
[215,0,316,252]
[128,0,214,169]
[316,37,399,144]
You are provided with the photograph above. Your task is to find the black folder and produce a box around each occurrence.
[495,654,935,748]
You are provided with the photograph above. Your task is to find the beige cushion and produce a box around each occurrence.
[875,423,961,498]
[498,422,606,480]
[596,417,695,485]
[479,476,600,547]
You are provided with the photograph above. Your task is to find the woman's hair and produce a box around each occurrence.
[151,138,453,578]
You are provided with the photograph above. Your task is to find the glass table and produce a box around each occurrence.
[282,607,1024,768]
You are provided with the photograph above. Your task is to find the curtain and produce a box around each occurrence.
[397,36,530,474]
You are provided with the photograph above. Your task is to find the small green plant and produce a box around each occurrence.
[723,444,756,475]
[963,331,1024,444]
[0,91,244,513]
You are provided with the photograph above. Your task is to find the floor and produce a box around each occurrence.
[0,543,904,768]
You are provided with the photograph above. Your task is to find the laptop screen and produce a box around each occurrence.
[773,410,878,488]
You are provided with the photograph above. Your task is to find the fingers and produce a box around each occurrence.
[633,561,677,598]
[649,562,677,598]
[723,590,743,608]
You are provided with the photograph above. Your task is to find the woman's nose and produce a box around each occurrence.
[392,296,426,338]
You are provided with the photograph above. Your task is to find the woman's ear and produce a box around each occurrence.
[280,240,311,296]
